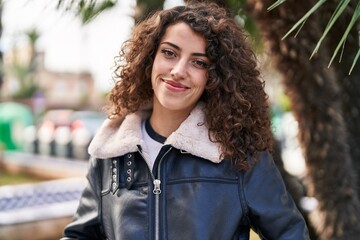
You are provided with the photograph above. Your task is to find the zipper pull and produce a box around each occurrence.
[153,179,161,195]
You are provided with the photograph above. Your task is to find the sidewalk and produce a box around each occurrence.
[0,151,88,239]
[0,177,87,239]
[0,151,88,179]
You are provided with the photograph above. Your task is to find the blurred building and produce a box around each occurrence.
[36,63,97,109]
[1,43,105,112]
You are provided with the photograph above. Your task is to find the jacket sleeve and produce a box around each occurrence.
[61,157,105,240]
[241,151,310,240]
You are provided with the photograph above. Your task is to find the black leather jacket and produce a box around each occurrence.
[61,104,310,240]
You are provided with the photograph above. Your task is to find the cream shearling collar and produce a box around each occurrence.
[88,103,223,163]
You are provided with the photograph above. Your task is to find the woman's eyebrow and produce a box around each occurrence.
[161,41,180,50]
[160,41,207,57]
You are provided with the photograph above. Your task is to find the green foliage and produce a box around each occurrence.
[226,0,245,15]
[267,0,286,11]
[5,28,40,99]
[11,83,39,99]
[268,0,360,74]
[227,0,263,51]
[241,11,263,52]
[7,63,39,99]
[280,0,327,39]
[57,0,116,24]
[136,0,164,22]
[26,29,40,45]
[328,0,360,74]
[311,0,351,59]
[351,48,360,73]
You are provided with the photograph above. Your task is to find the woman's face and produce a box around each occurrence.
[151,21,209,116]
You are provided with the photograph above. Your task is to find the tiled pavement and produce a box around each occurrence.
[0,177,86,225]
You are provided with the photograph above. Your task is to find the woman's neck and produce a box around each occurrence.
[149,107,191,138]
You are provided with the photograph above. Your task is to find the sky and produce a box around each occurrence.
[1,0,184,91]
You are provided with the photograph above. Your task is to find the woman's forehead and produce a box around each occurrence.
[160,22,207,53]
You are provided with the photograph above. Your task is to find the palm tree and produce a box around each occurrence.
[8,29,40,99]
[247,0,360,239]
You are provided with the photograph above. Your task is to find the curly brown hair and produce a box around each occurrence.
[108,2,272,171]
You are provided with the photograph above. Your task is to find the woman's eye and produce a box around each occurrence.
[193,60,209,69]
[161,49,176,58]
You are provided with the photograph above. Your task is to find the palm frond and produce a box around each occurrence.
[328,0,360,68]
[267,0,287,11]
[310,0,351,59]
[268,0,360,74]
[80,0,116,24]
[57,0,117,24]
[282,0,327,40]
[349,47,360,74]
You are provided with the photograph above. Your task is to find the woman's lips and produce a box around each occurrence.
[163,79,190,90]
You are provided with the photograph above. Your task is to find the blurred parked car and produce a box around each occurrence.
[23,109,105,160]
[37,109,74,157]
[69,111,106,160]
[0,102,33,151]
[23,125,39,154]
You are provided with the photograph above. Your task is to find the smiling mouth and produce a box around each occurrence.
[163,79,190,89]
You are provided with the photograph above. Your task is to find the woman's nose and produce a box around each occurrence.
[170,60,187,79]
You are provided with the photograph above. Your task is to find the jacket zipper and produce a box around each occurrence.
[137,146,173,240]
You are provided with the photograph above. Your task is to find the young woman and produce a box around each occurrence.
[62,2,310,240]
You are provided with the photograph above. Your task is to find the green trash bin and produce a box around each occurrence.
[0,102,33,151]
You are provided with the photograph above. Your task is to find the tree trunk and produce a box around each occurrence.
[247,0,360,239]
[322,0,360,197]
